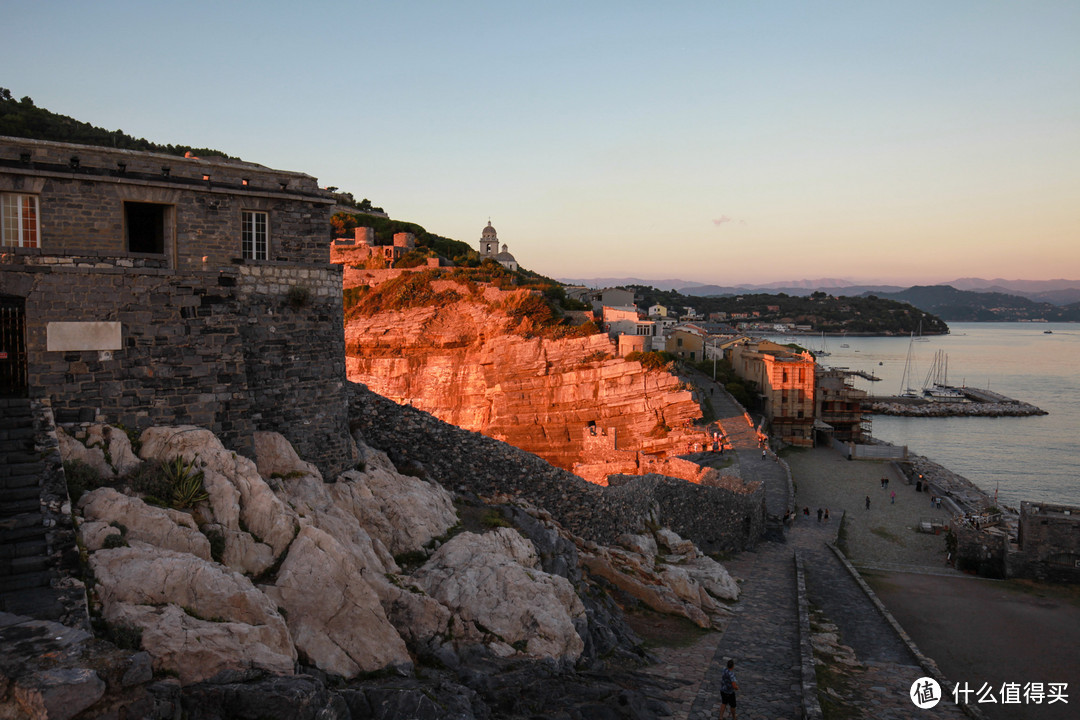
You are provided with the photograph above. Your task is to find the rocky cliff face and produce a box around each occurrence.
[344,281,705,480]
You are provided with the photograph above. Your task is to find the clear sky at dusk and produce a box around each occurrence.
[3,1,1078,285]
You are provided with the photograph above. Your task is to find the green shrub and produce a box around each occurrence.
[163,456,208,509]
[64,459,103,504]
[126,460,173,500]
[102,533,128,549]
[104,621,143,650]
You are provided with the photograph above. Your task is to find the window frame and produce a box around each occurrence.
[241,210,269,260]
[1,193,40,249]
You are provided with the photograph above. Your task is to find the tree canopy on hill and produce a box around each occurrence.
[630,285,948,334]
[0,88,234,159]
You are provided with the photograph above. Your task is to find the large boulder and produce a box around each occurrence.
[253,431,322,482]
[681,555,739,602]
[78,487,211,559]
[56,428,114,479]
[85,425,141,476]
[263,526,411,678]
[413,528,585,661]
[139,426,297,575]
[89,542,294,684]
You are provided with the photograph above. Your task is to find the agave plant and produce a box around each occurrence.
[165,456,209,509]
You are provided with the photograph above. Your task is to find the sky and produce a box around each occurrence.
[3,1,1079,286]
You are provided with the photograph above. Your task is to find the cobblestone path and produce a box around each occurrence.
[650,377,969,719]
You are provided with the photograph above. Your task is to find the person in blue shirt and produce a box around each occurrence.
[719,658,739,719]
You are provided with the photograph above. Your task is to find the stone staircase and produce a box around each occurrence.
[0,397,85,625]
[0,397,54,601]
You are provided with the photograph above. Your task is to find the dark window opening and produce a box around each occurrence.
[125,202,166,254]
[0,295,28,397]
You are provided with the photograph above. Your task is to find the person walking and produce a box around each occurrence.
[865,495,871,510]
[824,508,830,521]
[718,658,739,719]
[890,490,896,504]
[817,508,823,522]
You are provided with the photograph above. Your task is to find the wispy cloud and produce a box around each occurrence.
[713,215,746,227]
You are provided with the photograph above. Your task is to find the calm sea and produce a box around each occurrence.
[773,323,1079,509]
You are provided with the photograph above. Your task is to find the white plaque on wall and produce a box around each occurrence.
[47,322,123,352]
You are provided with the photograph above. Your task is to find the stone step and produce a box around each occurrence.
[0,486,41,504]
[0,510,44,532]
[0,555,50,576]
[0,569,54,591]
[1,461,45,477]
[0,415,33,429]
[0,523,48,545]
[0,497,40,516]
[0,399,32,416]
[1,472,41,490]
[0,427,36,443]
[0,537,47,560]
[1,450,41,464]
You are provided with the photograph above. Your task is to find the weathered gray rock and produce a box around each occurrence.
[617,533,658,558]
[263,526,411,678]
[12,667,106,720]
[253,430,322,482]
[109,603,296,685]
[56,427,113,478]
[413,528,585,661]
[681,555,739,601]
[277,474,397,573]
[86,424,141,476]
[333,456,457,556]
[79,487,211,559]
[90,542,295,683]
[139,426,298,576]
[77,520,122,551]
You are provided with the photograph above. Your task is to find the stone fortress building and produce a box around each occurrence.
[0,136,353,478]
[478,220,518,271]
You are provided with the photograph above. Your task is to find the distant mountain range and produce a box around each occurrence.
[559,277,1080,322]
[560,277,1080,307]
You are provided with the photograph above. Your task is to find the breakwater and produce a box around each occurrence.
[871,399,1047,417]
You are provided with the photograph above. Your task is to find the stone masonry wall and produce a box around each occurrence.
[1,137,331,269]
[0,262,351,478]
[349,383,764,552]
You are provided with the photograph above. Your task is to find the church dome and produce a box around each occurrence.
[481,221,497,237]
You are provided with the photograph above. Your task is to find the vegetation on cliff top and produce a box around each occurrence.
[345,263,598,340]
[0,89,234,159]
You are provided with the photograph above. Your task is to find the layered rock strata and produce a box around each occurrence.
[344,282,706,480]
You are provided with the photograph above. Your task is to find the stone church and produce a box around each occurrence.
[478,221,517,271]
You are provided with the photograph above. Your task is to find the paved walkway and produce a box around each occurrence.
[645,378,969,719]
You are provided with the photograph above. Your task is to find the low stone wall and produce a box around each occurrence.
[605,473,765,553]
[348,383,765,552]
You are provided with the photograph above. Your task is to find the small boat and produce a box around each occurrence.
[840,343,850,348]
[1044,330,1053,334]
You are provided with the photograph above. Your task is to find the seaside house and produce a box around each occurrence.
[728,339,815,446]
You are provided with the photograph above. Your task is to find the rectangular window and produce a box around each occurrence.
[125,202,167,254]
[242,211,268,260]
[1,193,39,248]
